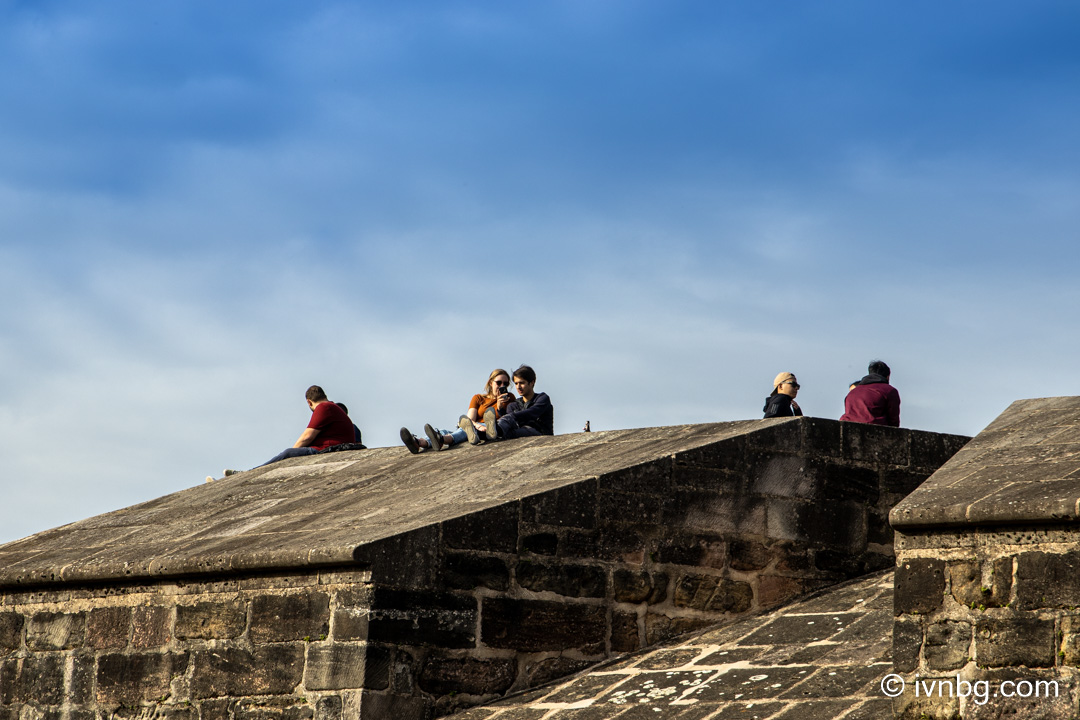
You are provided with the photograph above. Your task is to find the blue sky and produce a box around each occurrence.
[2,1,1079,544]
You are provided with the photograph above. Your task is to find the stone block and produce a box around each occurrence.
[1015,550,1080,609]
[442,503,519,553]
[558,529,600,558]
[315,695,342,720]
[250,593,330,643]
[602,457,672,494]
[654,532,726,569]
[13,653,65,705]
[516,560,606,598]
[924,621,973,671]
[132,605,172,648]
[481,598,606,653]
[1060,614,1080,666]
[949,557,1012,609]
[596,490,663,524]
[27,611,85,651]
[0,613,24,653]
[419,656,516,696]
[86,606,131,649]
[669,465,742,493]
[612,569,668,604]
[191,645,305,698]
[758,575,808,608]
[521,482,597,529]
[69,651,95,705]
[882,468,931,495]
[368,588,476,649]
[768,499,867,551]
[352,526,440,591]
[842,423,910,466]
[611,610,639,652]
[975,615,1056,668]
[644,613,727,646]
[892,616,923,673]
[664,492,767,535]
[303,643,366,690]
[672,574,753,613]
[176,601,246,639]
[444,553,510,592]
[894,558,946,614]
[96,652,187,706]
[819,463,881,506]
[729,539,770,571]
[355,690,431,720]
[522,657,592,688]
[520,533,558,555]
[232,698,313,720]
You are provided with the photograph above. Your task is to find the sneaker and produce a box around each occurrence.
[483,408,499,440]
[400,427,421,454]
[459,415,481,445]
[424,424,444,451]
[205,476,215,483]
[223,469,239,477]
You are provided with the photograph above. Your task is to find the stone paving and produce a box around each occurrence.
[450,570,895,720]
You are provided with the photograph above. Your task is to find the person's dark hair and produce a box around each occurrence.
[306,385,328,402]
[512,365,536,384]
[868,360,891,379]
[336,403,349,415]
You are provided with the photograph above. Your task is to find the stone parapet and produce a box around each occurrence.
[0,418,967,718]
[891,397,1080,720]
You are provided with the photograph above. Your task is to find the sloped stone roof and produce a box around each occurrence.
[0,420,784,588]
[449,570,895,719]
[891,396,1080,529]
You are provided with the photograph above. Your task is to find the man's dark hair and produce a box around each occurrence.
[868,360,891,379]
[336,403,349,415]
[512,365,536,384]
[306,385,328,402]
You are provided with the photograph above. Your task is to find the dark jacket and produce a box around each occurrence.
[513,392,554,435]
[763,393,802,418]
[840,373,900,426]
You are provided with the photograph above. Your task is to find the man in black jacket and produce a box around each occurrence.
[481,364,554,440]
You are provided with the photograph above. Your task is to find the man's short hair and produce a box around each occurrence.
[306,385,328,402]
[512,365,536,384]
[868,360,891,379]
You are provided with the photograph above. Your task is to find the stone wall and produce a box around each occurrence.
[891,397,1080,720]
[0,418,968,719]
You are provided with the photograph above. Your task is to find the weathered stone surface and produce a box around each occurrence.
[191,645,304,698]
[175,601,246,639]
[96,652,188,705]
[419,657,517,696]
[443,504,520,553]
[0,613,23,653]
[26,611,85,650]
[250,593,329,643]
[131,605,171,648]
[924,620,973,670]
[949,557,1012,608]
[444,553,510,592]
[520,533,558,555]
[368,588,476,648]
[482,598,605,652]
[894,558,946,614]
[673,574,753,613]
[1014,550,1080,609]
[86,606,131,649]
[893,616,923,673]
[612,569,668,604]
[303,643,366,690]
[611,610,639,652]
[516,561,606,598]
[13,653,65,705]
[314,695,342,720]
[975,615,1056,668]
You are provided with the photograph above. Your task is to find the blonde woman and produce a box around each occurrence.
[400,368,519,453]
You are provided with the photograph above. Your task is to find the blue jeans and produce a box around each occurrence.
[495,414,542,440]
[260,446,320,467]
[433,427,468,447]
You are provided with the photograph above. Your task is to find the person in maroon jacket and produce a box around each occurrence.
[841,360,901,427]
[210,385,357,480]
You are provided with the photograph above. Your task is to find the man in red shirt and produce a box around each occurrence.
[840,361,901,427]
[213,386,355,479]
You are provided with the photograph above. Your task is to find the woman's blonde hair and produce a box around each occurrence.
[484,368,512,398]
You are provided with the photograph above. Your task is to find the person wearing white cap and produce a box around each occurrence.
[763,372,803,418]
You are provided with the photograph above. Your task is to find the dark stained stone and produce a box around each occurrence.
[0,613,24,653]
[131,605,172,649]
[14,653,65,705]
[611,610,639,652]
[443,504,519,553]
[892,617,923,673]
[250,593,330,643]
[975,615,1056,668]
[612,569,669,604]
[369,588,476,649]
[419,656,517,696]
[894,558,946,614]
[482,598,605,653]
[96,652,188,705]
[303,643,367,691]
[175,601,246,640]
[191,645,304,698]
[520,533,558,555]
[86,606,132,649]
[1014,550,1080,610]
[516,560,606,598]
[673,574,753,613]
[444,553,510,592]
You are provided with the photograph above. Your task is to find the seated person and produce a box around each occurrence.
[841,360,901,427]
[763,372,803,418]
[400,368,519,453]
[211,385,355,481]
[336,403,364,445]
[469,364,553,441]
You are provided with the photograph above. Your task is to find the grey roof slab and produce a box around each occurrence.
[0,420,783,587]
[891,396,1080,529]
[452,570,896,719]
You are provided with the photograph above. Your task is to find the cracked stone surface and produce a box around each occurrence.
[450,570,895,720]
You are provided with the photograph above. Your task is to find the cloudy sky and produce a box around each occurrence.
[2,1,1078,544]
